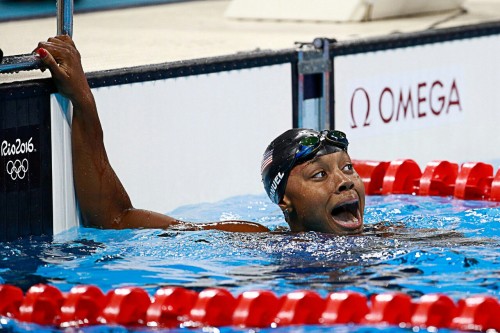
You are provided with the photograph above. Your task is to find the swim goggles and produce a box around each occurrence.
[294,129,349,162]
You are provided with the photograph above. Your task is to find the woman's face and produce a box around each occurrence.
[282,151,365,235]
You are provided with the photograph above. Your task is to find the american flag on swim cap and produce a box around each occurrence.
[261,149,273,173]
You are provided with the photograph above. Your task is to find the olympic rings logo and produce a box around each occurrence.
[6,159,29,181]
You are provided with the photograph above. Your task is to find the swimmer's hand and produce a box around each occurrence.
[35,35,90,106]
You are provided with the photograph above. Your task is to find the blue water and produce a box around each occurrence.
[1,194,500,332]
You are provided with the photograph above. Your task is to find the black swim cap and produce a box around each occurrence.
[261,129,349,204]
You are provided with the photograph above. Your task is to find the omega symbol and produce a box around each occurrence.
[6,159,29,180]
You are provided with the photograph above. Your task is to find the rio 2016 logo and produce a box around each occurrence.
[1,137,36,181]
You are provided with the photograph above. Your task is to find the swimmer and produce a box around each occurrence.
[35,35,364,235]
[261,129,365,235]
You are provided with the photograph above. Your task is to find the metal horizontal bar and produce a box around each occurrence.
[0,54,42,74]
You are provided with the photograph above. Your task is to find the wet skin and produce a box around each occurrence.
[35,35,268,233]
[280,151,365,235]
[36,35,363,235]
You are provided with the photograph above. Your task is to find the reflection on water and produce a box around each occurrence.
[0,194,499,300]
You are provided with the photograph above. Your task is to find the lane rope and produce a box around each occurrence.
[1,284,499,331]
[353,159,500,201]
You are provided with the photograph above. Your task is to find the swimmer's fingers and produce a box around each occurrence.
[35,37,89,101]
[50,34,77,48]
[37,39,79,63]
[36,47,63,77]
[32,36,72,53]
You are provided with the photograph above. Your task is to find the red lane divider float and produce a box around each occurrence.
[60,285,106,327]
[18,284,64,326]
[233,290,281,327]
[274,290,325,326]
[146,286,197,328]
[0,285,23,319]
[1,284,500,332]
[189,288,236,327]
[353,159,500,201]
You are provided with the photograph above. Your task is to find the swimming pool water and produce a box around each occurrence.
[1,194,499,332]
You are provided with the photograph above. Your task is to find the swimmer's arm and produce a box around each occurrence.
[36,35,139,229]
[198,221,270,232]
[36,36,268,233]
[111,210,269,232]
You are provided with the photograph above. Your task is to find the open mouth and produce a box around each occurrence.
[330,199,362,231]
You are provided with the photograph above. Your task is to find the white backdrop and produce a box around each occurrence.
[334,35,500,167]
[93,64,292,214]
